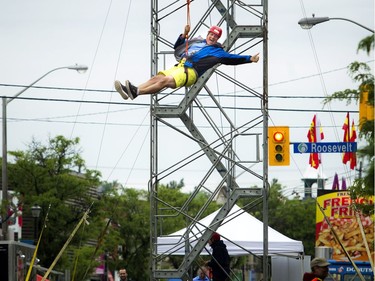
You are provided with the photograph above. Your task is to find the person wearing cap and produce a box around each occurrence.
[303,257,330,281]
[205,232,230,281]
[114,24,260,100]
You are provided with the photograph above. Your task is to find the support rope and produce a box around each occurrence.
[185,0,191,55]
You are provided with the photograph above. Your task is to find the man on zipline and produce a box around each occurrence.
[114,25,260,100]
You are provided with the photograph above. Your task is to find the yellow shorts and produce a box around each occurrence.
[158,64,197,88]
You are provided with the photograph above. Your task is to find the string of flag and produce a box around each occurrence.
[342,112,357,170]
[307,112,357,171]
[307,114,324,169]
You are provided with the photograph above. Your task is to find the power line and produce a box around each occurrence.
[5,116,359,129]
[0,83,361,99]
[0,95,359,113]
[1,58,372,96]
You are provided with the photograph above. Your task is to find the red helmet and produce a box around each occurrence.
[208,26,222,38]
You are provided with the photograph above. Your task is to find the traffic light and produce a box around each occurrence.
[268,126,290,166]
[359,89,374,129]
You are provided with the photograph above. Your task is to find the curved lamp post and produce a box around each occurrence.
[1,64,88,240]
[298,16,374,33]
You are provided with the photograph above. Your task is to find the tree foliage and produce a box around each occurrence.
[8,135,102,271]
[323,35,374,215]
[98,187,151,281]
[270,198,316,255]
[4,134,324,278]
[240,179,316,256]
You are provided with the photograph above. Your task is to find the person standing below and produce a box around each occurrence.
[193,266,210,281]
[303,257,330,281]
[205,232,230,281]
[114,25,259,100]
[119,268,128,281]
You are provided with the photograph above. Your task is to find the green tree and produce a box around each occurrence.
[157,183,220,236]
[61,182,151,281]
[240,179,316,256]
[242,179,286,220]
[4,134,223,279]
[323,34,374,215]
[271,198,316,255]
[98,187,150,281]
[8,135,102,270]
[94,182,218,279]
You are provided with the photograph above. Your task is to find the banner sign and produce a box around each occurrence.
[315,191,374,262]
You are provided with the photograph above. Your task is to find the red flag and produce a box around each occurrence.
[342,114,357,170]
[349,120,357,170]
[342,113,351,164]
[307,114,324,169]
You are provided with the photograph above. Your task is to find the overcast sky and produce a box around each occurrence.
[0,0,374,197]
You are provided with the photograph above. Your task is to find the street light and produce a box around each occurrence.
[298,15,374,33]
[1,64,88,240]
[31,205,42,244]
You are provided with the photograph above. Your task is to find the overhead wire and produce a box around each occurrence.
[294,0,358,187]
[279,170,357,198]
[69,0,115,139]
[106,109,150,183]
[3,59,373,97]
[1,0,364,197]
[95,0,134,172]
[68,0,145,277]
[1,94,358,125]
[123,118,150,187]
[22,2,122,277]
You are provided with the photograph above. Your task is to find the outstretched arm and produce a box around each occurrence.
[215,51,260,66]
[250,53,260,63]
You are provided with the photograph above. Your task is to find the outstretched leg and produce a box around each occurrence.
[114,80,129,100]
[114,74,176,100]
[138,74,176,95]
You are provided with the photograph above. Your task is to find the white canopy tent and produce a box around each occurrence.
[157,204,304,257]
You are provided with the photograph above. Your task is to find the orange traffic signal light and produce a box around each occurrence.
[268,126,290,166]
[359,89,374,129]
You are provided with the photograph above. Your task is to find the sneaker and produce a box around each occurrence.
[114,80,129,100]
[125,80,138,100]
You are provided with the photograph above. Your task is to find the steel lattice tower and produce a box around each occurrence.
[149,0,269,280]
